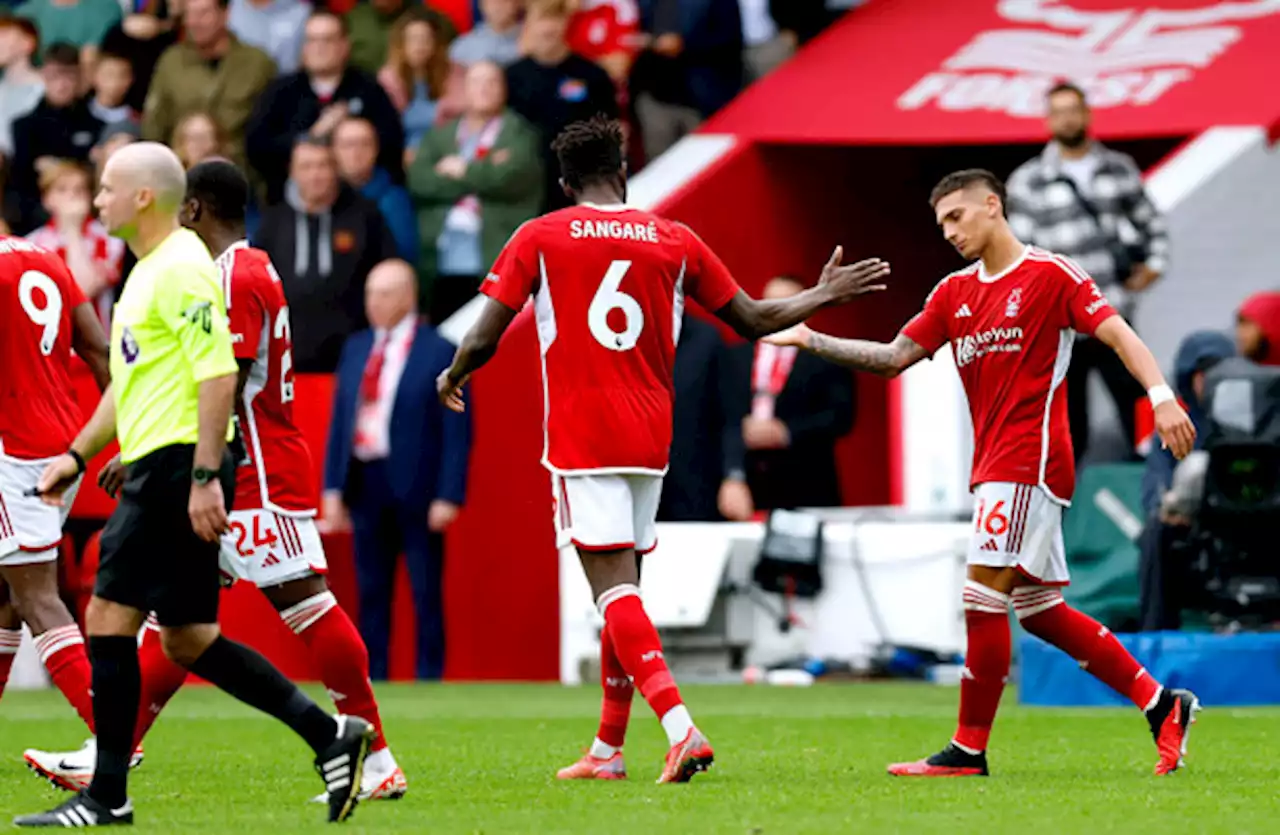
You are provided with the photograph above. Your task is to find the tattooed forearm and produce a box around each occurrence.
[805,333,927,378]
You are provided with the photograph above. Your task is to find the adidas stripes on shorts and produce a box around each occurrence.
[967,482,1069,586]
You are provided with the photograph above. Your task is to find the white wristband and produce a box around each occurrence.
[1148,384,1175,407]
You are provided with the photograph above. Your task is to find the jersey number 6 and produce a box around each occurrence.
[974,499,1009,536]
[588,260,644,352]
[18,271,62,356]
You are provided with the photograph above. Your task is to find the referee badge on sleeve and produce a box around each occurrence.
[121,327,140,364]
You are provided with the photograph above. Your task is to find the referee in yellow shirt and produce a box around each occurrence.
[16,144,372,828]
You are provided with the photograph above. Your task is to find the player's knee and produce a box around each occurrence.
[160,625,219,668]
[8,587,71,634]
[1011,586,1064,622]
[0,600,20,630]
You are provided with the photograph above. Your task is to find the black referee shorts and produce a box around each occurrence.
[95,444,235,627]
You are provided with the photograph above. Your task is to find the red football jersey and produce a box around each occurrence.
[482,205,742,474]
[567,0,643,62]
[217,242,315,515]
[901,246,1117,504]
[0,237,89,460]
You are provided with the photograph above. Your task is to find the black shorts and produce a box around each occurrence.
[95,444,234,627]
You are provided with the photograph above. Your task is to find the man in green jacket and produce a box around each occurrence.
[408,60,543,324]
[142,0,276,172]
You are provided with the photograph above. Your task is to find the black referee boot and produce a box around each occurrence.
[13,792,133,828]
[315,716,375,823]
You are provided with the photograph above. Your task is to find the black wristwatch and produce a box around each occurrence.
[192,466,217,486]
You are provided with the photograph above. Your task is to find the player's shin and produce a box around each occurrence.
[280,590,388,752]
[954,582,1011,753]
[591,623,633,758]
[34,623,96,732]
[134,616,187,747]
[1012,587,1161,710]
[597,585,692,746]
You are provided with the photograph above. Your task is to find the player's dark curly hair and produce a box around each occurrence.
[185,159,249,225]
[929,169,1007,215]
[551,115,625,192]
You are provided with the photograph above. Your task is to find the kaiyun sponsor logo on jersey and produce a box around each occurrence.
[954,326,1025,368]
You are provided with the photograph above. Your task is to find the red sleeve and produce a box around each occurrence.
[227,266,265,361]
[900,277,952,355]
[481,222,540,312]
[1054,257,1117,336]
[681,225,741,312]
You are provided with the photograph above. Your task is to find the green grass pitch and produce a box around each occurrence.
[1,683,1277,833]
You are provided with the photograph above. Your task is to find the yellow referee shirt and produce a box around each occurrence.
[109,228,238,464]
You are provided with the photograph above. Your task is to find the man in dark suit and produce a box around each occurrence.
[726,277,855,509]
[659,313,754,522]
[323,259,471,680]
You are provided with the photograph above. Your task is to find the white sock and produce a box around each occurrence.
[588,737,620,759]
[1143,685,1164,713]
[659,704,694,747]
[951,739,982,756]
[364,747,395,774]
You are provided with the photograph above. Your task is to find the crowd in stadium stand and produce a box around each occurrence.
[0,0,852,372]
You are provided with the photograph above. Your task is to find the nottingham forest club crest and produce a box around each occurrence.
[1005,288,1022,318]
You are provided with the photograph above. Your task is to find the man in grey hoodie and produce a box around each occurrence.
[253,136,397,372]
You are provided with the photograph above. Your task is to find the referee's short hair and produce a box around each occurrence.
[185,159,248,225]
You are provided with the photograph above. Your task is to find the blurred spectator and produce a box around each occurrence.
[1236,292,1280,366]
[1007,82,1167,463]
[767,0,846,46]
[8,43,102,233]
[739,0,792,82]
[631,0,742,162]
[89,121,140,292]
[379,7,451,154]
[566,0,643,85]
[506,0,615,211]
[659,312,753,522]
[323,258,470,681]
[25,159,125,324]
[1137,330,1234,630]
[333,115,419,263]
[349,0,454,76]
[170,111,226,169]
[247,10,405,204]
[228,0,311,75]
[449,0,523,68]
[254,136,397,372]
[728,276,854,510]
[87,49,136,126]
[408,60,542,323]
[142,0,276,174]
[14,0,121,65]
[99,4,179,113]
[0,17,43,160]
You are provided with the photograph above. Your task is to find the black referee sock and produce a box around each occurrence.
[86,636,140,810]
[188,636,338,754]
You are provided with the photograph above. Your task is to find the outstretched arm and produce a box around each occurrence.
[769,324,931,379]
[1095,315,1195,459]
[438,297,520,412]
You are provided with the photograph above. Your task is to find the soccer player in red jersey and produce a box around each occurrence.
[0,236,109,732]
[439,116,891,783]
[23,160,406,802]
[768,169,1200,777]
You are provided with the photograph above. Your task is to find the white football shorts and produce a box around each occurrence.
[967,482,1069,586]
[219,509,326,587]
[552,473,662,555]
[0,455,81,566]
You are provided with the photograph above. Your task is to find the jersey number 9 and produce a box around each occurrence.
[588,260,644,352]
[18,271,63,356]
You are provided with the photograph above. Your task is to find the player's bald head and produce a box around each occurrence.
[365,259,419,329]
[104,142,188,213]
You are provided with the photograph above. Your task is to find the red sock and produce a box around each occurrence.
[598,585,683,721]
[34,624,95,732]
[283,591,387,752]
[1013,587,1161,710]
[0,628,21,698]
[954,582,1011,752]
[134,617,188,747]
[596,623,633,749]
